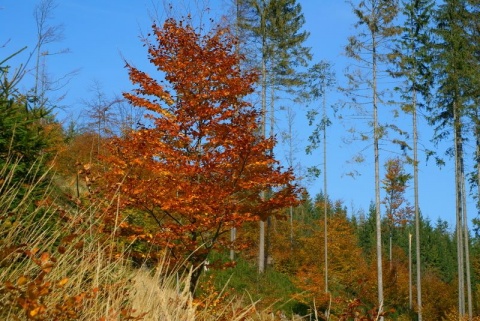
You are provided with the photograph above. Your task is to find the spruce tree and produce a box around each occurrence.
[389,1,435,318]
[344,0,400,316]
[237,0,310,273]
[466,0,480,230]
[0,51,61,204]
[430,0,475,317]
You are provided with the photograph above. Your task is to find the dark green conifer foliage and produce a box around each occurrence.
[0,52,59,204]
[236,0,311,273]
[356,202,377,259]
[430,0,476,317]
[464,0,480,216]
[264,0,311,90]
[238,0,310,88]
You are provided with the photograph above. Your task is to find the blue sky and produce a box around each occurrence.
[1,0,472,229]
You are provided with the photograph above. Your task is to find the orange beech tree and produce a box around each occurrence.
[99,18,299,292]
[381,158,413,228]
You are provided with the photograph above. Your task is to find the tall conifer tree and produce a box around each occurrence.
[466,0,480,233]
[344,0,400,316]
[430,0,475,317]
[305,61,336,297]
[390,1,435,318]
[236,0,310,273]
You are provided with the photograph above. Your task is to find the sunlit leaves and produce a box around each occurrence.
[99,17,299,288]
[381,157,413,227]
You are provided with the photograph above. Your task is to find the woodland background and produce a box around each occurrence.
[1,0,480,320]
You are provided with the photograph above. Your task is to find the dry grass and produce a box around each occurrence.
[0,160,262,320]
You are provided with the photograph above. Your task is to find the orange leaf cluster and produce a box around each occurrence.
[381,158,413,227]
[0,241,146,321]
[1,248,90,320]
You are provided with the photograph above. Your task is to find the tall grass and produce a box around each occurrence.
[0,159,263,320]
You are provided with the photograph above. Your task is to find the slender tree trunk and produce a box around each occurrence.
[287,106,295,250]
[270,81,275,140]
[258,20,267,273]
[409,233,412,310]
[454,103,465,316]
[230,0,241,262]
[323,90,328,296]
[477,110,480,214]
[265,216,271,269]
[462,168,472,320]
[289,205,293,249]
[389,231,392,269]
[372,33,384,319]
[230,227,236,260]
[258,219,265,273]
[263,81,275,270]
[412,88,422,320]
[477,111,480,213]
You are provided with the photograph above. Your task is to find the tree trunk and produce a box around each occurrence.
[289,206,294,249]
[230,227,236,260]
[409,233,412,310]
[258,15,267,273]
[372,32,384,319]
[263,80,275,271]
[477,111,480,214]
[188,253,208,295]
[323,90,329,295]
[454,103,465,316]
[389,231,392,270]
[258,219,265,273]
[230,0,241,262]
[412,88,422,320]
[462,167,472,320]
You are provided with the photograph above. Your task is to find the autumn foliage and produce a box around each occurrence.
[382,158,413,227]
[5,7,480,319]
[98,18,299,290]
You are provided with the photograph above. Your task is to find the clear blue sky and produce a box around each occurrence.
[1,0,472,230]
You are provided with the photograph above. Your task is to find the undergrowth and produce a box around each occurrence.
[2,159,474,320]
[0,159,260,320]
